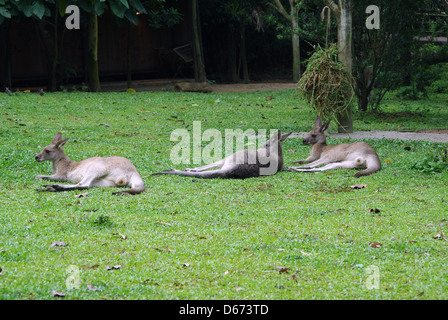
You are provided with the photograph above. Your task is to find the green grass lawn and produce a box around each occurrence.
[0,89,447,300]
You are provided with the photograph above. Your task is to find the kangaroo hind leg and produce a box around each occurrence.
[42,172,101,192]
[184,159,225,172]
[291,160,358,172]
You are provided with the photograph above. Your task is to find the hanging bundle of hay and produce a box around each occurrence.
[298,44,354,121]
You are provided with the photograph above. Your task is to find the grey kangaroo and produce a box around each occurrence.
[290,118,381,177]
[152,131,292,179]
[35,133,145,195]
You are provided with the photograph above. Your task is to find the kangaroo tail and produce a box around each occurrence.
[152,169,225,179]
[354,155,381,178]
[113,173,145,195]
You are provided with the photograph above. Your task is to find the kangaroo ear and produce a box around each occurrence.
[55,138,69,149]
[314,118,323,128]
[320,121,331,132]
[52,132,63,144]
[280,132,292,142]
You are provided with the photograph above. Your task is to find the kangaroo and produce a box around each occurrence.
[35,133,145,195]
[290,118,381,177]
[152,131,292,179]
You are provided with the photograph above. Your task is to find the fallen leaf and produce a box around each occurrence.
[182,263,190,268]
[350,184,367,189]
[51,290,66,297]
[87,285,98,291]
[50,241,67,248]
[433,234,444,240]
[288,149,295,153]
[369,242,382,248]
[369,208,381,214]
[116,248,126,255]
[290,271,300,280]
[273,265,290,273]
[80,264,99,270]
[223,270,230,275]
[75,192,89,198]
[235,286,243,292]
[113,233,127,240]
[104,265,121,270]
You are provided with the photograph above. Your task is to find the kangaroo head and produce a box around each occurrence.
[263,131,292,150]
[35,133,69,162]
[302,118,330,145]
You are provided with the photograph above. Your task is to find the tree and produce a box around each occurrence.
[0,0,148,91]
[0,0,62,90]
[190,0,206,82]
[75,0,147,92]
[325,0,353,133]
[352,0,426,111]
[269,0,302,82]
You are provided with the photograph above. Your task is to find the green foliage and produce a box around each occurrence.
[0,0,149,25]
[91,214,116,227]
[298,44,354,121]
[412,146,448,173]
[352,0,426,110]
[146,6,182,29]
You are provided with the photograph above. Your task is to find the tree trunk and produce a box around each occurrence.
[35,19,56,91]
[126,21,132,88]
[87,8,100,92]
[271,0,301,83]
[239,22,249,84]
[327,0,353,133]
[0,21,11,90]
[291,15,301,82]
[228,23,238,82]
[191,0,206,82]
[51,4,59,92]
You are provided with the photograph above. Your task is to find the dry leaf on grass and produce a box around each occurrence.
[80,264,99,270]
[50,241,67,248]
[51,290,66,297]
[104,265,121,270]
[75,192,89,198]
[113,233,127,240]
[369,242,382,248]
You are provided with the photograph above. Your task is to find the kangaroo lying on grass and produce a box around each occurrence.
[153,131,292,179]
[35,133,145,195]
[290,118,381,177]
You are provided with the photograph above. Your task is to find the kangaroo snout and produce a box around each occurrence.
[35,155,42,162]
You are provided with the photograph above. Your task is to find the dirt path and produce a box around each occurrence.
[290,131,448,143]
